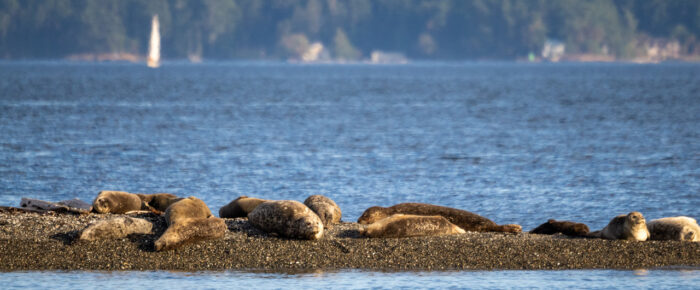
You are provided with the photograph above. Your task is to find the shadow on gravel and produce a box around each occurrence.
[337,229,363,239]
[50,230,80,245]
[128,233,157,251]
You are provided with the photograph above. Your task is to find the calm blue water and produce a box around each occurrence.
[1,61,699,287]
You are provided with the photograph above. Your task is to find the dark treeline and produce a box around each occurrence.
[1,0,699,60]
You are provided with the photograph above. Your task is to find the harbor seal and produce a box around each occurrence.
[361,214,466,238]
[218,196,268,218]
[590,211,649,241]
[248,200,324,240]
[154,196,225,251]
[154,216,227,251]
[91,191,145,214]
[531,219,590,237]
[358,203,521,233]
[136,193,182,212]
[303,195,342,229]
[164,196,212,225]
[79,217,153,241]
[647,216,699,242]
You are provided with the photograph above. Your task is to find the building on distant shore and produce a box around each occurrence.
[542,39,565,62]
[369,51,408,64]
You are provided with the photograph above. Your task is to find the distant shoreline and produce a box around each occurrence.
[0,208,698,271]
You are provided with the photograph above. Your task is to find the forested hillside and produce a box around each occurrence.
[0,0,698,60]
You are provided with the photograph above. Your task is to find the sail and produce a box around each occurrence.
[147,15,160,68]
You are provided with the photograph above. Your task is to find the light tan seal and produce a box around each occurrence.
[303,195,342,229]
[248,200,324,240]
[136,193,182,212]
[154,196,226,251]
[91,191,144,214]
[647,216,699,242]
[361,214,466,238]
[218,196,268,218]
[163,196,212,225]
[358,203,521,233]
[590,211,649,241]
[79,217,153,241]
[154,216,227,251]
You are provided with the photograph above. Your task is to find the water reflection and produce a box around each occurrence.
[2,268,700,289]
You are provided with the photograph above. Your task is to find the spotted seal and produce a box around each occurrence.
[647,216,699,242]
[248,200,324,240]
[303,195,342,229]
[358,203,521,233]
[361,214,466,238]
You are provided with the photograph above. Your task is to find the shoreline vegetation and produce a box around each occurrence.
[1,207,698,272]
[3,1,700,63]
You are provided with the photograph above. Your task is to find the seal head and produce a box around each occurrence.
[303,195,342,229]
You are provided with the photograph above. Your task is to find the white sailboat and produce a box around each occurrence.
[147,14,160,68]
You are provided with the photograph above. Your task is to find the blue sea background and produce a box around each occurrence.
[0,62,698,288]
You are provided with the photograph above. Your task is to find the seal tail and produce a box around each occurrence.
[495,224,522,233]
[585,230,602,239]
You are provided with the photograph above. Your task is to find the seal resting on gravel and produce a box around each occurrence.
[163,196,212,225]
[219,196,268,218]
[248,200,324,240]
[79,217,153,241]
[531,219,590,237]
[303,195,341,229]
[154,216,227,251]
[358,203,521,233]
[647,216,699,242]
[91,191,144,214]
[154,196,226,251]
[589,211,649,241]
[361,214,466,238]
[136,193,182,212]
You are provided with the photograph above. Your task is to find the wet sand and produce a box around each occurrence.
[0,208,698,271]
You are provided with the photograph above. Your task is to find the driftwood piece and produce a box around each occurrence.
[19,198,91,214]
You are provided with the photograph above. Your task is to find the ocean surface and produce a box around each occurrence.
[0,61,699,288]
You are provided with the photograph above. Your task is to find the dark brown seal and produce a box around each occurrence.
[647,216,699,242]
[136,193,182,212]
[361,214,465,238]
[154,196,225,251]
[248,200,324,240]
[358,203,521,233]
[218,196,268,218]
[303,195,342,229]
[91,191,145,214]
[589,211,649,241]
[531,219,590,237]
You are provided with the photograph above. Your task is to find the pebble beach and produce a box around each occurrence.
[1,207,698,272]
